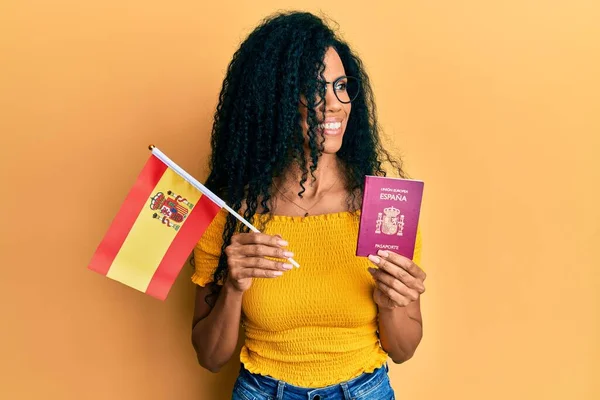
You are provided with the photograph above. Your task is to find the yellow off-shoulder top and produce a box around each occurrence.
[192,209,422,388]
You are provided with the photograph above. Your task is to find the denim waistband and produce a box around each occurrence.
[233,363,392,400]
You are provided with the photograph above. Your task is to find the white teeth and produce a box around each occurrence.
[319,122,342,130]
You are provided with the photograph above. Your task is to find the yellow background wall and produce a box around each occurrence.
[1,1,598,399]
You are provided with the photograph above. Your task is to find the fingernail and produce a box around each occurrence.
[273,271,284,276]
[283,251,294,258]
[277,239,289,247]
[368,255,380,264]
[282,264,293,270]
[377,250,389,258]
[367,267,377,274]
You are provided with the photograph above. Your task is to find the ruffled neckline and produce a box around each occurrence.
[253,209,361,223]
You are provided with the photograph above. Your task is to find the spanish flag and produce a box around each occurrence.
[88,146,222,300]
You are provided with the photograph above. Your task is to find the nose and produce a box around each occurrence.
[322,84,342,113]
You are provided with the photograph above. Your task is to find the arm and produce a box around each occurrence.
[191,282,244,372]
[377,299,423,363]
[191,232,293,372]
[368,250,427,364]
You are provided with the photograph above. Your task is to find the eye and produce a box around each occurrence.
[334,80,348,91]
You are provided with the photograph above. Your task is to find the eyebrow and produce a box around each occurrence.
[321,75,347,84]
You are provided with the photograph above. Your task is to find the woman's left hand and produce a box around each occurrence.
[368,250,426,309]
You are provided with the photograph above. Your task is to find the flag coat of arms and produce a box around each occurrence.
[88,147,222,300]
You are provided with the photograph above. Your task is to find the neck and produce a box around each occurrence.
[277,154,343,199]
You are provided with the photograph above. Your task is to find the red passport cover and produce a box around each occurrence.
[356,176,424,258]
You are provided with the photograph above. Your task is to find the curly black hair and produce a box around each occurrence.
[198,11,405,304]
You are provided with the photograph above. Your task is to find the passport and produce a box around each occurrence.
[356,175,424,259]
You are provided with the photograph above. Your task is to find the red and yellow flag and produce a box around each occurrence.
[88,151,221,300]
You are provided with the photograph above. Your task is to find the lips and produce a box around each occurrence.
[317,120,343,136]
[318,122,342,130]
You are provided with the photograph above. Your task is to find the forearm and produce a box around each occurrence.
[192,281,243,372]
[377,304,423,364]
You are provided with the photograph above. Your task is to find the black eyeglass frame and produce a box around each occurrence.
[300,75,361,107]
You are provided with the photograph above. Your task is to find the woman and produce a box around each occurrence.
[191,11,426,400]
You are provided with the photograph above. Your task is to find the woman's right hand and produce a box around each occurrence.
[224,233,293,292]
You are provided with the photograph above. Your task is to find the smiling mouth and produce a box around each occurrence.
[319,121,342,130]
[317,121,343,135]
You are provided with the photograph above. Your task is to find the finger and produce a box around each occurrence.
[368,267,419,302]
[238,257,293,273]
[236,243,294,260]
[368,255,425,293]
[373,279,411,307]
[373,287,396,309]
[234,265,285,279]
[233,232,289,248]
[377,250,427,281]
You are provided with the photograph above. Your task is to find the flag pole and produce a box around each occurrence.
[148,145,300,268]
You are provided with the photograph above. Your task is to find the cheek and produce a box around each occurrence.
[343,104,352,127]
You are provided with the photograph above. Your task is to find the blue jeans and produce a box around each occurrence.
[232,364,395,400]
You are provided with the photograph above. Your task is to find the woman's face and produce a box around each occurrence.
[299,47,352,155]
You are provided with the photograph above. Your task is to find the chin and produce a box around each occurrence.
[321,131,344,154]
[302,126,346,154]
[322,142,343,154]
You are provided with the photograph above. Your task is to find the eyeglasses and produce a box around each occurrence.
[300,76,360,107]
